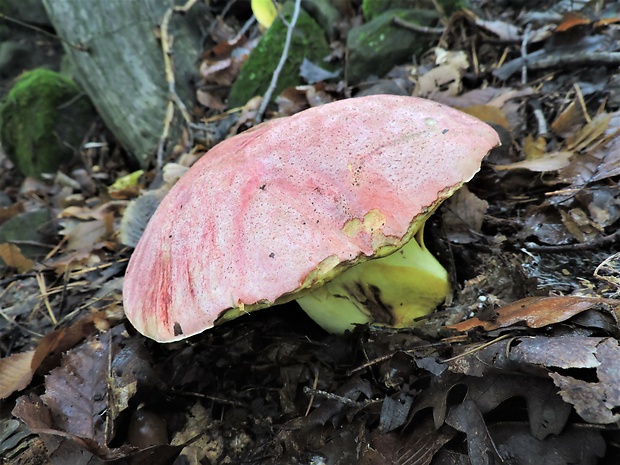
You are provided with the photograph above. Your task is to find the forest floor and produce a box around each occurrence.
[1,1,620,464]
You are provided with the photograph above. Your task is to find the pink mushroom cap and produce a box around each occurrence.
[123,95,500,342]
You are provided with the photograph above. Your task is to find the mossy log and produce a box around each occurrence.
[42,0,209,168]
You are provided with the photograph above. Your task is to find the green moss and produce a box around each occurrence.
[362,0,412,20]
[228,3,332,108]
[346,8,438,84]
[362,0,469,20]
[0,68,96,178]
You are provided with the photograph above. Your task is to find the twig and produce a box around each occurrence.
[528,99,548,137]
[0,12,88,51]
[304,370,319,416]
[346,352,396,376]
[255,0,302,122]
[573,82,591,124]
[273,0,290,27]
[174,390,246,407]
[594,252,620,289]
[520,24,531,85]
[156,0,197,169]
[302,386,381,409]
[35,272,57,326]
[392,16,445,34]
[439,334,515,363]
[494,51,620,80]
[522,231,620,252]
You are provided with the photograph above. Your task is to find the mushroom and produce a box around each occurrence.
[123,95,499,342]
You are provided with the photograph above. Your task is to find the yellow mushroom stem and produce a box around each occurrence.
[296,226,450,333]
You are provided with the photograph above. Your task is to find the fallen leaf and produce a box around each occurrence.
[556,12,592,32]
[517,208,574,245]
[0,351,36,399]
[459,105,510,129]
[446,400,503,464]
[415,49,468,98]
[510,335,605,369]
[12,393,134,460]
[566,112,612,152]
[41,336,111,444]
[550,337,620,424]
[559,207,602,243]
[108,170,144,192]
[0,243,35,272]
[379,394,413,433]
[489,423,605,464]
[551,101,587,138]
[523,134,547,160]
[448,296,616,331]
[364,416,454,465]
[0,201,24,227]
[61,213,114,253]
[196,89,227,110]
[494,151,573,172]
[442,186,488,244]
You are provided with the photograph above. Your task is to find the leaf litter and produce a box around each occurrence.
[1,0,620,463]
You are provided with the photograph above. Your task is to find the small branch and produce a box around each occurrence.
[494,51,620,80]
[255,0,302,122]
[522,231,620,253]
[528,99,548,137]
[392,16,445,34]
[520,23,531,85]
[302,386,381,409]
[0,12,88,51]
[156,0,197,169]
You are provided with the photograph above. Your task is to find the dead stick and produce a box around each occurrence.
[256,0,302,122]
[392,16,445,34]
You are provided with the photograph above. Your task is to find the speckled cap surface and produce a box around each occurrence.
[123,95,500,342]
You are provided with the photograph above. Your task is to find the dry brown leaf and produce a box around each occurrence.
[488,423,605,464]
[566,113,612,152]
[494,151,573,172]
[550,337,620,424]
[364,416,453,465]
[510,336,604,369]
[196,89,227,110]
[41,337,111,443]
[0,312,105,399]
[0,351,36,399]
[0,243,35,272]
[557,111,620,185]
[551,101,587,138]
[415,49,468,98]
[523,134,547,160]
[459,105,510,129]
[199,58,238,86]
[559,208,602,243]
[448,296,615,331]
[0,201,24,227]
[62,213,114,253]
[442,186,488,244]
[556,12,592,32]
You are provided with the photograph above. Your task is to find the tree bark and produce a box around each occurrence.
[42,0,210,168]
